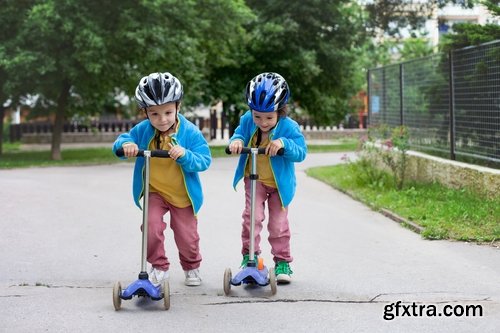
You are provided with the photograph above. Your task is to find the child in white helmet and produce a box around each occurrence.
[113,72,211,287]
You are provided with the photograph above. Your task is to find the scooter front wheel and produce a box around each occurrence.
[113,281,122,310]
[162,281,170,310]
[223,268,232,295]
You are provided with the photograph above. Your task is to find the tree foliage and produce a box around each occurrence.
[0,0,252,159]
[2,0,490,159]
[238,0,368,125]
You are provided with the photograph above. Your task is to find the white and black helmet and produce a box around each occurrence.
[135,72,183,108]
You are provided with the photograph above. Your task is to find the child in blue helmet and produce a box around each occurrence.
[228,72,307,283]
[113,72,211,287]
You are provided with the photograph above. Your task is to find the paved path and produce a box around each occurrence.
[1,153,499,332]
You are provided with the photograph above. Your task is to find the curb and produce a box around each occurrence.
[321,184,425,235]
[380,208,424,234]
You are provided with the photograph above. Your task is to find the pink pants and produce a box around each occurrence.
[241,178,293,263]
[146,192,201,271]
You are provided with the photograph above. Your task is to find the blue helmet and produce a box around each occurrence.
[246,72,290,112]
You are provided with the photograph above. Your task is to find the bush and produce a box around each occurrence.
[359,125,410,190]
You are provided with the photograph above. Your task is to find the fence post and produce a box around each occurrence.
[399,63,404,126]
[367,69,371,126]
[382,67,387,124]
[448,50,456,160]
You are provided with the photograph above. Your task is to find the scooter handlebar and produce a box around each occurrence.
[225,146,284,155]
[116,148,171,158]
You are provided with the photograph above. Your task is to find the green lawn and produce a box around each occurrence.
[0,146,120,168]
[306,163,500,243]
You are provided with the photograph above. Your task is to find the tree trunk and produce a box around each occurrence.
[51,81,71,160]
[0,106,5,156]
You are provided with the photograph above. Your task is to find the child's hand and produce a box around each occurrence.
[168,143,185,161]
[229,140,243,154]
[122,143,139,157]
[266,139,283,156]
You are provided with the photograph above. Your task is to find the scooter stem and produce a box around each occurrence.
[248,148,258,265]
[141,150,152,274]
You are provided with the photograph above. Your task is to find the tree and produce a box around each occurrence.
[211,0,369,126]
[0,0,252,159]
[0,0,33,155]
[399,37,435,60]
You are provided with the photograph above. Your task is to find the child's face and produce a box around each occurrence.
[252,110,278,133]
[146,102,178,132]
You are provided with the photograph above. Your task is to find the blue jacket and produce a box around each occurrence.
[230,110,307,207]
[112,114,211,215]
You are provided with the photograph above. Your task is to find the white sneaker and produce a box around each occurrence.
[184,269,202,286]
[149,267,169,287]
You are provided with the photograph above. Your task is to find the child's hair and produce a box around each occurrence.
[277,105,288,118]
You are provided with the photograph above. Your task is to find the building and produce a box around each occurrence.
[426,3,498,46]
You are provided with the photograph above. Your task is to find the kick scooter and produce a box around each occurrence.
[223,146,284,296]
[112,148,171,311]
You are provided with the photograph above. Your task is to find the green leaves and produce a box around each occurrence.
[237,0,367,125]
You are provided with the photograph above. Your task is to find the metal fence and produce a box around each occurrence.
[368,40,500,165]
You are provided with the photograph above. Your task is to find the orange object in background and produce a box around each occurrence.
[356,90,367,129]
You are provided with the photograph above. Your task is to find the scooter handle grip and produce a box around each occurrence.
[116,148,170,158]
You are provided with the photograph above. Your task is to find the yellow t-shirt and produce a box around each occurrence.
[245,134,276,188]
[148,134,191,208]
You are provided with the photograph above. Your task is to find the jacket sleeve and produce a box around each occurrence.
[279,120,307,163]
[112,123,142,159]
[176,128,211,172]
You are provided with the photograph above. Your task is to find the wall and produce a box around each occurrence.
[405,151,499,199]
[302,129,366,141]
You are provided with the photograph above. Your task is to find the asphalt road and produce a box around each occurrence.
[1,152,499,332]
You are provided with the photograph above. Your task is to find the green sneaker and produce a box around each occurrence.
[240,254,259,268]
[275,261,293,284]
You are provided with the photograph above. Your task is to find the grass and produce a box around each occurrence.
[0,140,358,169]
[0,147,120,168]
[306,163,500,244]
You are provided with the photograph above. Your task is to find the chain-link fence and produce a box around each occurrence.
[368,40,500,166]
